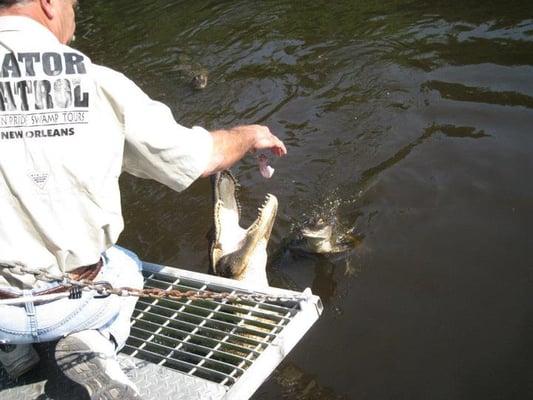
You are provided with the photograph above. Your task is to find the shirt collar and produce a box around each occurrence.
[0,16,59,43]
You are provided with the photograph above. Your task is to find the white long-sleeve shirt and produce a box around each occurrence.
[0,16,213,289]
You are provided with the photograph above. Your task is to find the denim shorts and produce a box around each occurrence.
[0,246,144,350]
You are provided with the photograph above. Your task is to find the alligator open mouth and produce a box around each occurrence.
[209,171,278,287]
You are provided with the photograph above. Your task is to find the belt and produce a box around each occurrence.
[0,259,103,300]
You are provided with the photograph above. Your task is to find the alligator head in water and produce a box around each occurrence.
[208,170,278,287]
[288,216,358,254]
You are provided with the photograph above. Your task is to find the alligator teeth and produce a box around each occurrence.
[258,194,275,210]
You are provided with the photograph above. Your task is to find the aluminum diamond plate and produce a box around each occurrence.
[0,342,226,400]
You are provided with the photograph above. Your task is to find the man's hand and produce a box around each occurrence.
[244,125,287,156]
[202,124,287,176]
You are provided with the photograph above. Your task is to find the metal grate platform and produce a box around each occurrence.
[0,262,323,400]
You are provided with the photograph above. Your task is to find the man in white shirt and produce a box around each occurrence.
[0,1,287,399]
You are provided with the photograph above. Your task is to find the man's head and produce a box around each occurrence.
[0,0,77,44]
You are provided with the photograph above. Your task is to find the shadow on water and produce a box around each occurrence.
[73,1,533,399]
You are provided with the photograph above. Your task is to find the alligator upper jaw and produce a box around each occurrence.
[209,171,278,286]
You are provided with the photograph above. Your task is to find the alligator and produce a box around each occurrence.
[288,216,358,255]
[208,170,278,288]
[175,53,208,90]
[190,71,208,90]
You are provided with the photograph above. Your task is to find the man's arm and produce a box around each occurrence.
[95,65,286,188]
[202,125,287,177]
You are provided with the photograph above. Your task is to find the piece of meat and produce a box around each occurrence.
[258,154,275,178]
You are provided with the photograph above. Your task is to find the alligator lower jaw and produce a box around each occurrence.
[305,238,334,254]
[289,237,334,254]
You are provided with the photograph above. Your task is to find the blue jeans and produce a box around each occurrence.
[0,246,143,350]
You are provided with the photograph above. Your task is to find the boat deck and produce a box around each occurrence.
[0,262,322,400]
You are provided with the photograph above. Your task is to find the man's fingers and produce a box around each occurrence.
[271,145,285,157]
[250,125,287,156]
[263,128,287,156]
[276,140,287,156]
[273,137,287,156]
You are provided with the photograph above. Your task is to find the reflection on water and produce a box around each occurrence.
[271,251,340,304]
[359,123,490,187]
[76,1,533,399]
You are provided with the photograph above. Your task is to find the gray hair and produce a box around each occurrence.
[0,0,33,8]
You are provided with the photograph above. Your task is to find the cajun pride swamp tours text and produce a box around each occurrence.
[0,51,89,140]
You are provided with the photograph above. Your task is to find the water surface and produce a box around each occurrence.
[76,1,533,398]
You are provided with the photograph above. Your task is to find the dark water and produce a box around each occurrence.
[75,1,533,399]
